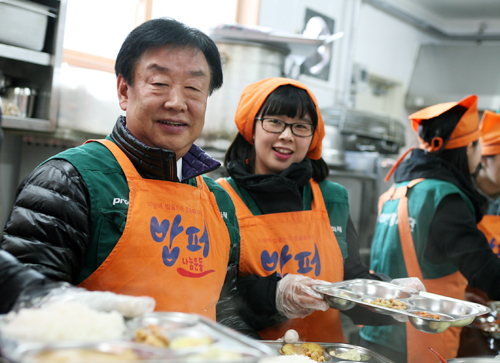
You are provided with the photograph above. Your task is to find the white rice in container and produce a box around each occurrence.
[0,301,126,342]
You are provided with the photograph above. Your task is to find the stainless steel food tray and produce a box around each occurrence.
[1,311,277,362]
[313,279,491,334]
[126,311,277,361]
[261,341,395,363]
[10,340,169,363]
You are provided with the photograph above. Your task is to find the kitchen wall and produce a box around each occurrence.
[0,1,445,230]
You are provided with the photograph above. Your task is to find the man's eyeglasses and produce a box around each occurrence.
[256,118,315,137]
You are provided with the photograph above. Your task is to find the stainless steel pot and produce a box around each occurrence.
[200,40,288,151]
[5,87,36,118]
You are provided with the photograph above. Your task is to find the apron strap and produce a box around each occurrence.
[88,139,143,181]
[310,179,328,212]
[216,178,254,219]
[393,178,425,279]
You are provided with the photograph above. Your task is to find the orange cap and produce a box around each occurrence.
[234,77,325,160]
[409,95,480,150]
[480,110,500,156]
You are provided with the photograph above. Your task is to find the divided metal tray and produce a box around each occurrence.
[261,341,395,363]
[1,312,277,362]
[313,279,491,334]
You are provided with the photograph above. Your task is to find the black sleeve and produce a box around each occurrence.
[0,250,52,313]
[235,272,287,333]
[1,159,91,283]
[216,238,262,339]
[426,194,500,300]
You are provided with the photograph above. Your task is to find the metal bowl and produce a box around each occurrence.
[408,296,476,327]
[480,322,500,339]
[328,346,370,361]
[348,281,412,300]
[407,312,453,334]
[321,288,361,310]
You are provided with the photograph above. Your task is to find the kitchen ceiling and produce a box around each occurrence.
[368,0,500,35]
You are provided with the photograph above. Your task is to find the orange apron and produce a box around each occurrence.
[381,179,467,363]
[478,215,500,257]
[79,140,230,320]
[218,178,346,342]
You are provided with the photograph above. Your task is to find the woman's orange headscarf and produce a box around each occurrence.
[234,77,325,160]
[385,95,480,181]
[480,110,500,156]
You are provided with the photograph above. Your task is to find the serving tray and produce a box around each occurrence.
[1,311,276,362]
[313,279,491,334]
[261,341,395,363]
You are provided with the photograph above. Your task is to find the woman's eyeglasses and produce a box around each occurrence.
[256,118,315,137]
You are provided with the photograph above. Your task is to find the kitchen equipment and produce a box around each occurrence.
[314,279,491,334]
[261,341,395,363]
[0,0,56,51]
[5,87,36,118]
[201,39,288,152]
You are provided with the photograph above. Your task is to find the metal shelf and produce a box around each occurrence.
[2,115,55,132]
[0,43,52,66]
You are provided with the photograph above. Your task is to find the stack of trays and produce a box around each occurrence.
[314,279,491,334]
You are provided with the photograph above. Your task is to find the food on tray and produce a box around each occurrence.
[332,348,362,361]
[368,297,407,310]
[0,301,126,342]
[183,346,242,361]
[260,356,315,363]
[283,329,299,343]
[280,343,325,362]
[26,348,139,362]
[134,325,170,347]
[170,335,213,349]
[414,311,441,319]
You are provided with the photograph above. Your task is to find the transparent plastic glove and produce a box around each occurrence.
[14,282,155,318]
[390,277,426,294]
[276,274,330,319]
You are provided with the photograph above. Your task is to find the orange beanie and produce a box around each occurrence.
[234,77,325,160]
[480,110,500,156]
[409,94,480,150]
[384,95,479,182]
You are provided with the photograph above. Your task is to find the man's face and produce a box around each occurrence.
[117,46,211,159]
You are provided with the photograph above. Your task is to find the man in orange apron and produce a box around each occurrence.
[1,19,337,336]
[0,18,238,327]
[476,110,500,254]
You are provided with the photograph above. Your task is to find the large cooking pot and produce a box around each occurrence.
[200,39,288,152]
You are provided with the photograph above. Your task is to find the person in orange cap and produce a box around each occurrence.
[476,110,500,254]
[360,96,500,363]
[216,77,415,342]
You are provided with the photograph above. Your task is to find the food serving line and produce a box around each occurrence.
[0,279,499,362]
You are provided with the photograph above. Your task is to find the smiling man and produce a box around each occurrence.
[0,18,242,323]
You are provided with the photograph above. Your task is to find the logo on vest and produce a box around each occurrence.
[378,213,417,232]
[260,243,321,278]
[150,214,214,278]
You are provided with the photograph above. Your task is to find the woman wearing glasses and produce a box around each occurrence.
[217,77,399,342]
